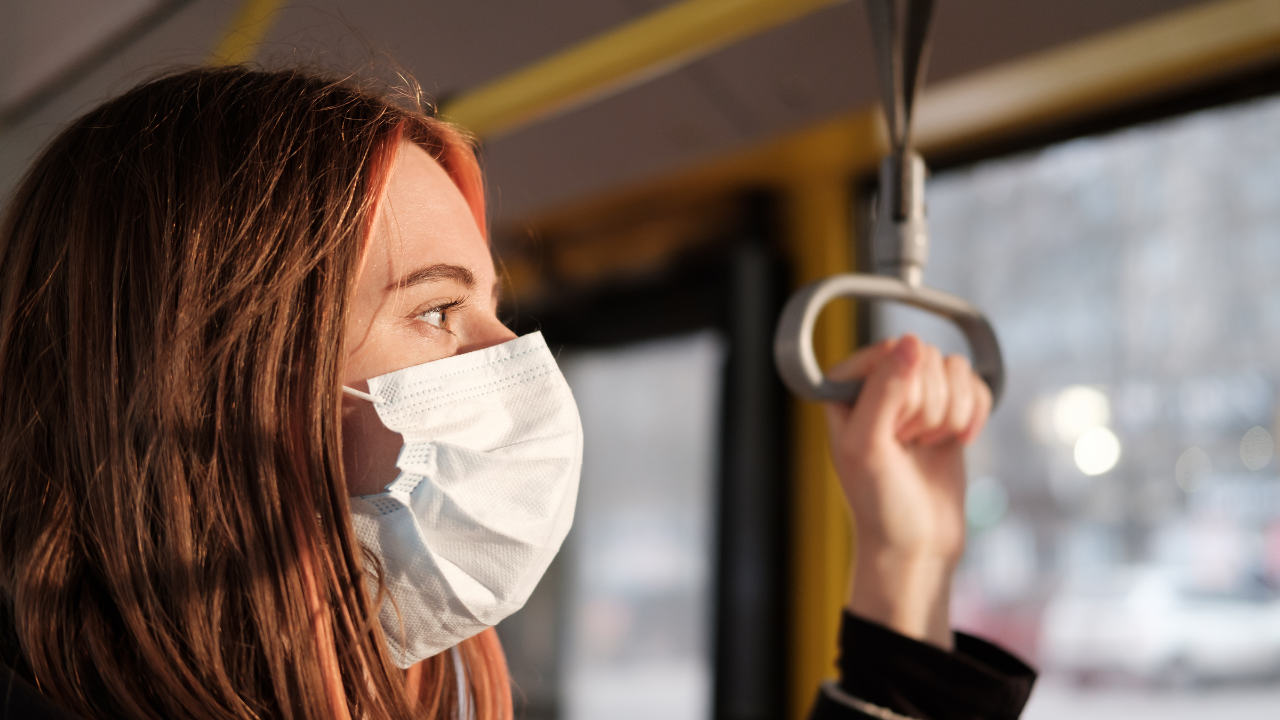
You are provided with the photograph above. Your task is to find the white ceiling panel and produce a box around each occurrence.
[0,0,1244,225]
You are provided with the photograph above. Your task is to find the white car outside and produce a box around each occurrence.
[1039,566,1280,684]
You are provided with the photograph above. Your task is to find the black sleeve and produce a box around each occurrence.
[808,611,1037,720]
[0,664,81,720]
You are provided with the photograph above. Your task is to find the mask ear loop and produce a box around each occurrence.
[341,386,384,404]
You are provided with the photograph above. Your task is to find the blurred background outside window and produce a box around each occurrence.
[882,91,1280,719]
[558,333,725,720]
[494,210,787,720]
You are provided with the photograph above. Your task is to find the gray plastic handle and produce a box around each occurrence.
[774,274,1004,405]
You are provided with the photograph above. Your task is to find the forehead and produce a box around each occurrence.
[363,142,491,284]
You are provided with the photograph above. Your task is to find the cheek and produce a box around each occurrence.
[342,320,400,386]
[342,313,402,386]
[343,305,381,385]
[340,398,405,496]
[344,315,461,385]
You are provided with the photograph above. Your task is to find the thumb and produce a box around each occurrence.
[825,337,899,383]
[822,338,898,436]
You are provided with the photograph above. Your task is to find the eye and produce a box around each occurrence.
[419,308,446,328]
[415,299,463,331]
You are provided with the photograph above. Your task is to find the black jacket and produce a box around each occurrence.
[809,611,1036,720]
[1,612,1035,719]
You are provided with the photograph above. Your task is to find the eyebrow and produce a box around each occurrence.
[387,263,476,291]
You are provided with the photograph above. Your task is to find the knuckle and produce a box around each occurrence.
[925,393,947,423]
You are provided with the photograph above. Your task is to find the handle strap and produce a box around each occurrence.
[865,0,935,154]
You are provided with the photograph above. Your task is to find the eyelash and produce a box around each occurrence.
[415,298,466,333]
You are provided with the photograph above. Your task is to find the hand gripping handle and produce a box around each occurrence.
[773,274,1005,406]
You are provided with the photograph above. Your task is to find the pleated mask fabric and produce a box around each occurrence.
[345,332,582,667]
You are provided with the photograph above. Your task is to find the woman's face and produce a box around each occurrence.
[340,141,514,496]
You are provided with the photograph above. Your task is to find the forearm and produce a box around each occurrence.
[824,336,986,655]
[846,543,956,651]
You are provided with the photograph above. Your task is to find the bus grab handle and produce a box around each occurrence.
[773,273,1005,406]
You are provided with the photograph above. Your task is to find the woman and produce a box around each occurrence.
[0,66,1032,720]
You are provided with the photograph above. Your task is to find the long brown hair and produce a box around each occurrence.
[0,66,510,720]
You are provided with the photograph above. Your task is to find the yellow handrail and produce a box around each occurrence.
[441,0,847,139]
[209,0,285,66]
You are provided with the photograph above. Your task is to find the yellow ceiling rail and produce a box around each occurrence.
[914,0,1280,153]
[441,0,848,139]
[209,0,285,66]
[525,0,1280,234]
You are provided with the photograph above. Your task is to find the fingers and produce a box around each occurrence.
[841,335,924,450]
[943,355,977,439]
[919,353,991,446]
[899,344,948,444]
[915,355,974,445]
[859,341,992,441]
[824,335,993,453]
[961,373,993,444]
[823,338,902,444]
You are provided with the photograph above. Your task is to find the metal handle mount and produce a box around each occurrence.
[773,274,1005,405]
[771,0,1003,408]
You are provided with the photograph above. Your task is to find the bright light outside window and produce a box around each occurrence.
[882,93,1280,717]
[558,332,724,720]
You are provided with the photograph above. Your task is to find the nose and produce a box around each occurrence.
[458,311,516,355]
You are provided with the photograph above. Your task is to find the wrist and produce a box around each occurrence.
[846,546,956,650]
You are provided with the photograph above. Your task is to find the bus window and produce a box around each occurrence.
[880,91,1280,716]
[495,205,789,720]
[558,332,725,720]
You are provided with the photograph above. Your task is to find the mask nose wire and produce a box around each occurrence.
[341,386,384,404]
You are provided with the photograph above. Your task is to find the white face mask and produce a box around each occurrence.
[342,331,582,668]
